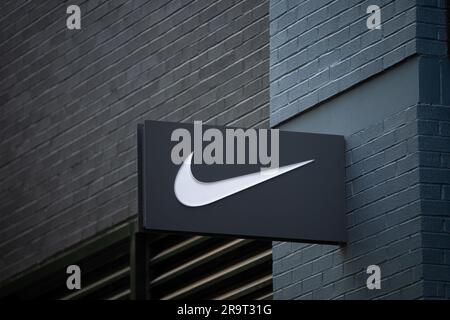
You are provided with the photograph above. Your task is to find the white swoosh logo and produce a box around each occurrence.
[174,153,314,207]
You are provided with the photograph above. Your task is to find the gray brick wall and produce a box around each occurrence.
[0,0,269,283]
[419,102,450,299]
[274,104,424,299]
[270,0,449,126]
[270,0,450,298]
[416,56,450,299]
[272,54,450,299]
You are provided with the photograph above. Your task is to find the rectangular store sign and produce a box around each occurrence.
[138,120,346,244]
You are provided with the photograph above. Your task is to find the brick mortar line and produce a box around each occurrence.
[0,43,269,177]
[0,9,268,147]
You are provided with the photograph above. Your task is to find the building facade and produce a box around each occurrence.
[0,0,449,299]
[271,0,450,299]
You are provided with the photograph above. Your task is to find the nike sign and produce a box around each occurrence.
[174,153,314,207]
[138,120,346,244]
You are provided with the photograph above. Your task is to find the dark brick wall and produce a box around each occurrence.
[0,0,269,283]
[274,102,424,299]
[271,0,450,299]
[270,0,449,126]
[417,56,450,299]
[419,102,450,299]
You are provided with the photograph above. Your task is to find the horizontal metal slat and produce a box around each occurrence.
[150,236,208,266]
[213,274,272,300]
[256,292,273,300]
[161,249,272,300]
[151,239,252,287]
[107,289,131,300]
[0,221,133,299]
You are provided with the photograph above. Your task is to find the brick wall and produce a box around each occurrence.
[269,0,448,126]
[417,56,450,299]
[0,0,269,283]
[419,103,450,299]
[271,46,450,300]
[274,104,424,299]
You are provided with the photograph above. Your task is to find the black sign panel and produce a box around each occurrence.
[138,121,346,244]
